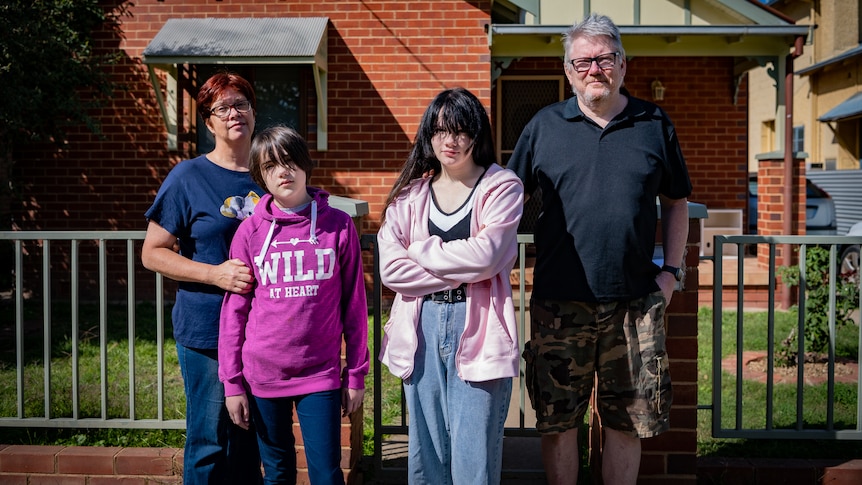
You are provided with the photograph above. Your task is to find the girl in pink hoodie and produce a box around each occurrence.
[219,126,369,485]
[377,88,524,484]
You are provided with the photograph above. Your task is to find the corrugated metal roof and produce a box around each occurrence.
[806,170,862,235]
[142,17,328,64]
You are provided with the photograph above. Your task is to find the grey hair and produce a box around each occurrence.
[562,13,625,63]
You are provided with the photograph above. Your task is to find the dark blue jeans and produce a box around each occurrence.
[250,389,345,485]
[176,344,262,484]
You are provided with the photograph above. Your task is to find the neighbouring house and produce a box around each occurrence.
[750,0,861,173]
[748,0,862,236]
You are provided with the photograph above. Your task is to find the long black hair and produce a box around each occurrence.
[382,87,496,220]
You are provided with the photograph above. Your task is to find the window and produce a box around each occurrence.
[792,125,804,154]
[495,76,565,233]
[195,65,308,155]
[761,119,775,153]
[495,76,565,165]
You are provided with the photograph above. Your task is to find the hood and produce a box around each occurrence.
[252,188,331,282]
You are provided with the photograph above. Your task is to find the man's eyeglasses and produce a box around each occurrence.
[568,52,619,73]
[432,129,472,144]
[210,100,252,119]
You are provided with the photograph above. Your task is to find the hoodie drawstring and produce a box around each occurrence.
[308,200,319,245]
[253,199,319,285]
[254,219,277,277]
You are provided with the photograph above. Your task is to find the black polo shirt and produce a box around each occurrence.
[508,92,692,302]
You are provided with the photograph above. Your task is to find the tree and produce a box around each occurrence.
[0,0,116,230]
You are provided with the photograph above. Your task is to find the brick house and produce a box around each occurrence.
[12,0,808,237]
[6,0,811,483]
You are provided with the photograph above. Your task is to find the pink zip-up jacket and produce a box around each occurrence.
[377,163,524,382]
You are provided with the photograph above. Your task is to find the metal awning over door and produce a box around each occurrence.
[142,17,329,150]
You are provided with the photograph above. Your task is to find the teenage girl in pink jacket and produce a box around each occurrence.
[377,87,524,484]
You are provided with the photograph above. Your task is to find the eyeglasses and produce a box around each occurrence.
[568,52,619,73]
[432,129,472,144]
[210,100,252,119]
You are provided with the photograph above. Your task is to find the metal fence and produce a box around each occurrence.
[0,231,183,429]
[708,234,862,440]
[2,230,861,446]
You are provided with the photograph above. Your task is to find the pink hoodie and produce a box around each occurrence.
[219,188,369,398]
[377,163,524,382]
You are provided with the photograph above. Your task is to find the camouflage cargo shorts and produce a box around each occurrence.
[522,293,672,438]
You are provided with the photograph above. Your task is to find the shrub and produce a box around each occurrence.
[776,246,860,367]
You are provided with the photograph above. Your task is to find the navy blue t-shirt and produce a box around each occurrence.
[508,93,692,302]
[145,155,263,349]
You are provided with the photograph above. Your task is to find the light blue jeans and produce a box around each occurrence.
[403,300,513,485]
[176,344,262,485]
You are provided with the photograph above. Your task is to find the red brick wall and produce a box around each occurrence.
[13,0,494,237]
[495,56,749,220]
[625,57,749,219]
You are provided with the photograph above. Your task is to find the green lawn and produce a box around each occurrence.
[696,306,862,458]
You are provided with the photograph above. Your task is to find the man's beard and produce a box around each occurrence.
[573,82,610,104]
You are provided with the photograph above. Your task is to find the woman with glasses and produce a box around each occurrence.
[142,72,263,484]
[377,87,524,484]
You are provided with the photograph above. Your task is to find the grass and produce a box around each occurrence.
[2,301,861,464]
[0,302,400,455]
[696,306,862,459]
[0,300,186,447]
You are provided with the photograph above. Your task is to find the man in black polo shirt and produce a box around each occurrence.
[508,13,692,485]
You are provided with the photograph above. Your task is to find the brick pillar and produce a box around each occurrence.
[756,157,805,308]
[638,215,701,484]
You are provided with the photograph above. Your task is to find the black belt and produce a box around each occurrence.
[424,285,467,303]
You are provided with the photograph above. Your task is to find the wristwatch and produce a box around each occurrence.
[661,264,685,282]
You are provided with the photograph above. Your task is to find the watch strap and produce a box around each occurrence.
[661,264,683,281]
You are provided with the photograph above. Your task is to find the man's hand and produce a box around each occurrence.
[656,271,676,307]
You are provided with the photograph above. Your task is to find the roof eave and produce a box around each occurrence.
[490,24,809,58]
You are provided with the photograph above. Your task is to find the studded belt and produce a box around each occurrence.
[423,284,467,303]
